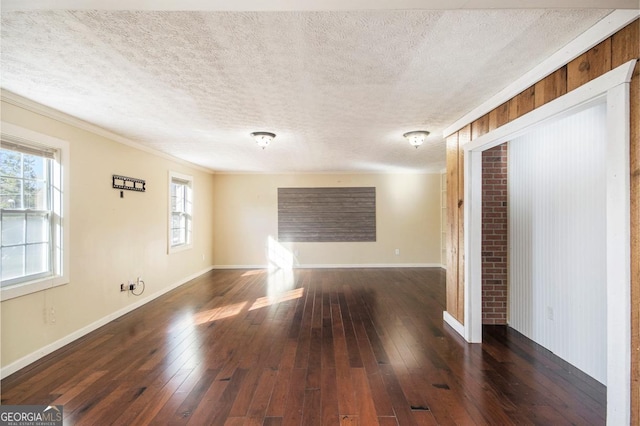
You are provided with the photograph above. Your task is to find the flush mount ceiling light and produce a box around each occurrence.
[250,131,276,149]
[403,130,430,148]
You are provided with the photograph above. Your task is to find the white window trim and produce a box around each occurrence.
[168,171,193,254]
[1,122,70,301]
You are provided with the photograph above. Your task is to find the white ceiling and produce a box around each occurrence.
[0,2,632,173]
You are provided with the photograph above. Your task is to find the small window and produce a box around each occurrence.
[169,172,193,253]
[1,123,69,300]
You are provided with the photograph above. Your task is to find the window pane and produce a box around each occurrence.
[0,177,23,208]
[23,154,46,180]
[172,182,185,213]
[170,183,178,211]
[171,213,182,229]
[172,228,184,245]
[24,180,48,209]
[0,150,21,178]
[27,213,49,243]
[26,243,49,276]
[1,246,25,281]
[2,213,25,245]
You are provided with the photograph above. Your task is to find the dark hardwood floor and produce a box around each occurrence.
[1,268,606,425]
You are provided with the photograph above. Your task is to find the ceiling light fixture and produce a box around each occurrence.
[403,130,430,148]
[251,131,276,149]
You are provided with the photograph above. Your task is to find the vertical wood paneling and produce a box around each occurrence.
[471,114,490,140]
[441,172,447,267]
[534,67,567,108]
[488,102,510,132]
[509,102,607,384]
[567,38,612,92]
[611,20,639,67]
[508,86,535,122]
[611,20,639,422]
[458,125,471,324]
[446,133,460,320]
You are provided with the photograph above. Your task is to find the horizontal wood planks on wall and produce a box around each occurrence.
[278,187,376,242]
[444,18,639,422]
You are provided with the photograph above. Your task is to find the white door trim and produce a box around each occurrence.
[459,59,635,425]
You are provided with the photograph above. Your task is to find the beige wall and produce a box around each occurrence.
[0,101,443,372]
[1,101,215,369]
[212,173,442,267]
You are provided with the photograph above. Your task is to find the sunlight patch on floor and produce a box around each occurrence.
[250,287,305,311]
[193,301,248,325]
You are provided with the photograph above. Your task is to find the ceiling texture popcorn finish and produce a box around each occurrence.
[0,4,620,173]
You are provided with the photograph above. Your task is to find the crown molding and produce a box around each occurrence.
[2,0,637,12]
[1,89,215,175]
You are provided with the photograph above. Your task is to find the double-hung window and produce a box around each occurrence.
[169,172,193,252]
[1,124,68,300]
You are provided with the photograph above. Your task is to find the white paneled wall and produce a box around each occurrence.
[509,101,607,384]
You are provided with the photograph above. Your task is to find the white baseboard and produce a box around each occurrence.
[296,263,443,268]
[0,266,215,380]
[213,263,443,269]
[212,264,267,269]
[443,311,465,338]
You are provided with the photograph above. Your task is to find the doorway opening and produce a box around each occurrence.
[463,60,635,424]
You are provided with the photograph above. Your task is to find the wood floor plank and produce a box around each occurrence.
[352,367,380,426]
[263,417,284,426]
[171,368,220,424]
[264,339,297,417]
[281,368,307,426]
[0,268,607,425]
[245,368,278,425]
[122,368,192,426]
[321,367,340,425]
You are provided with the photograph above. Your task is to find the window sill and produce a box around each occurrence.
[169,243,193,254]
[1,275,68,301]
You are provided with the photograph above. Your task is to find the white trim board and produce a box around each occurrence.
[458,59,635,425]
[213,263,444,269]
[3,0,637,12]
[443,311,465,337]
[0,266,215,380]
[443,9,639,138]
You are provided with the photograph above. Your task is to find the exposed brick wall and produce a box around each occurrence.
[482,143,508,324]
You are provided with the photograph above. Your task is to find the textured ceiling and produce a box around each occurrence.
[0,7,615,173]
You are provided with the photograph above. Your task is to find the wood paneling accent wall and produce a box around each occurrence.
[446,133,461,319]
[444,19,639,421]
[278,187,376,242]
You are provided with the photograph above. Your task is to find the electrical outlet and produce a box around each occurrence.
[546,306,554,320]
[49,307,56,324]
[395,248,400,255]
